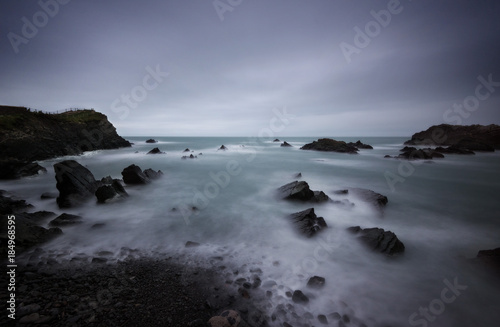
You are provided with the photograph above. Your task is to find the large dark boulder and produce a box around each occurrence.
[348,226,405,255]
[0,160,47,180]
[301,138,358,154]
[121,164,150,184]
[54,160,99,208]
[289,208,327,237]
[278,181,329,203]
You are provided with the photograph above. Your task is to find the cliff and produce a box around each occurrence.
[0,106,130,169]
[404,124,500,150]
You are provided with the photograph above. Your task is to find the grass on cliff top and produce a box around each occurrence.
[0,108,105,130]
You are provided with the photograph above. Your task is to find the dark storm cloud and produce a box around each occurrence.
[1,0,499,136]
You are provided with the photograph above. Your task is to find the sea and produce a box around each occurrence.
[2,136,500,327]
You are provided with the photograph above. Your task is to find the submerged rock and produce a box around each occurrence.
[278,181,329,203]
[49,213,83,227]
[289,208,327,237]
[348,226,405,255]
[301,138,359,154]
[54,160,99,208]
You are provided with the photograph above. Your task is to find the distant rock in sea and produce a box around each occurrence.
[219,145,228,151]
[145,139,157,143]
[301,138,359,154]
[147,147,164,154]
[280,141,292,147]
[347,140,373,149]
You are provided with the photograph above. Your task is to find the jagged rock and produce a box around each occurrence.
[350,188,388,208]
[111,179,128,196]
[49,213,83,227]
[54,160,99,208]
[348,226,405,255]
[121,164,149,184]
[0,160,47,180]
[294,172,302,178]
[301,138,359,153]
[347,140,373,149]
[292,290,309,304]
[183,148,191,152]
[147,147,163,154]
[143,168,163,180]
[289,208,327,237]
[145,139,157,143]
[273,138,280,142]
[278,181,329,203]
[281,141,292,147]
[307,276,326,289]
[219,145,228,151]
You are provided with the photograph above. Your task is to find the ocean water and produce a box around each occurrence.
[3,136,500,326]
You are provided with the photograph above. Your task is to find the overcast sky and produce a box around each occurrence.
[1,0,499,136]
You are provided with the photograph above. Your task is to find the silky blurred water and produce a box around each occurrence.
[2,136,500,326]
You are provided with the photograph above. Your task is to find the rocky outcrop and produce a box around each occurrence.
[181,154,197,159]
[281,141,292,147]
[385,146,445,160]
[219,145,228,151]
[121,164,162,185]
[278,181,329,203]
[273,139,280,142]
[54,160,99,208]
[0,160,47,180]
[347,140,373,149]
[476,247,500,272]
[0,107,131,162]
[404,124,500,150]
[301,138,359,153]
[145,139,157,143]
[147,147,164,154]
[348,226,405,255]
[350,188,388,208]
[289,208,327,237]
